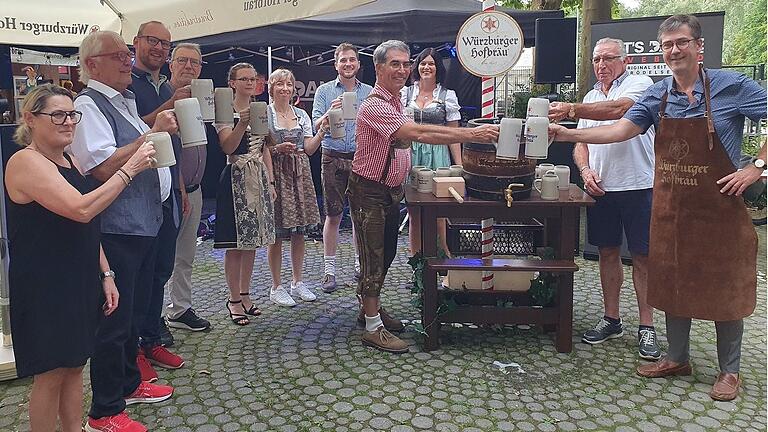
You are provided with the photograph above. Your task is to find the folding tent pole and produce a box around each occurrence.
[268,46,273,77]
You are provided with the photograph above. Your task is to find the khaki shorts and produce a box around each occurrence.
[321,151,354,217]
[347,173,403,297]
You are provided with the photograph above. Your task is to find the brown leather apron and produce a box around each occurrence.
[647,68,757,321]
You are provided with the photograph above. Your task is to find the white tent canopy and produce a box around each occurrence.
[0,0,373,47]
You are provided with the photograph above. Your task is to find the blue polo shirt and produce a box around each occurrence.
[129,66,183,190]
[129,67,174,118]
[312,77,372,153]
[624,68,767,167]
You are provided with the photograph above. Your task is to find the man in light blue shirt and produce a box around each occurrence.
[312,43,372,293]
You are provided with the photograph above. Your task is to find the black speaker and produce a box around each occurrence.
[534,18,577,84]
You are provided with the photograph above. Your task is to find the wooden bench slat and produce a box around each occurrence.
[426,258,578,272]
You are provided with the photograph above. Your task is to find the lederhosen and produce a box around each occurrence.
[646,68,757,321]
[348,93,410,297]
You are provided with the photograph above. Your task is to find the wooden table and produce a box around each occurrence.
[406,184,594,353]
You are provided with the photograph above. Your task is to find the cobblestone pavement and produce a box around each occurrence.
[0,221,765,432]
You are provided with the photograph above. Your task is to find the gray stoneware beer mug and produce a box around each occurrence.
[173,98,208,148]
[534,170,559,200]
[525,117,553,159]
[191,79,215,122]
[449,164,463,177]
[554,165,571,190]
[249,102,269,136]
[496,117,523,160]
[145,132,176,168]
[417,169,435,193]
[214,88,234,124]
[410,165,427,186]
[535,163,555,179]
[526,97,549,118]
[342,92,357,120]
[328,109,345,139]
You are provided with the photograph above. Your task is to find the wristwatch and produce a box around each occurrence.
[568,103,577,119]
[100,270,116,280]
[754,158,766,169]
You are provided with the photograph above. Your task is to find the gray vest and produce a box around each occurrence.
[76,88,162,237]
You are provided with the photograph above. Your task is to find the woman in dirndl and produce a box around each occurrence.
[266,68,327,307]
[215,63,276,325]
[401,48,462,257]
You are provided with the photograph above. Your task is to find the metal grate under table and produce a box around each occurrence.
[446,218,544,256]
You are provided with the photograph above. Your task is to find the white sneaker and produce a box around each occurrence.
[291,281,317,302]
[269,285,297,307]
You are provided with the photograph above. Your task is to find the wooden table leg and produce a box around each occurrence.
[555,272,574,353]
[555,208,577,353]
[421,206,440,351]
[422,263,439,351]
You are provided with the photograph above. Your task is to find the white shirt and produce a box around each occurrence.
[71,80,171,202]
[400,82,462,122]
[578,73,655,191]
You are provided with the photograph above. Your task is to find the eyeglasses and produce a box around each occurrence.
[592,55,622,64]
[32,110,82,125]
[388,60,413,71]
[89,51,135,63]
[660,38,697,52]
[174,57,201,67]
[138,35,172,50]
[234,77,258,83]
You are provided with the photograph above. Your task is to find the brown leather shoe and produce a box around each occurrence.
[361,327,409,353]
[636,357,692,378]
[709,372,740,401]
[356,307,405,332]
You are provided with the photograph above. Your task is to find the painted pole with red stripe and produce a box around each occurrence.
[480,0,495,290]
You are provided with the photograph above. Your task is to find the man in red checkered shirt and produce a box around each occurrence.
[349,40,498,353]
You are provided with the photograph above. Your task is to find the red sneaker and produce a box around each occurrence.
[85,412,147,432]
[136,350,158,383]
[145,345,185,369]
[124,381,174,405]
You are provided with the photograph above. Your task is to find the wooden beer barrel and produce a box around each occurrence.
[463,118,536,201]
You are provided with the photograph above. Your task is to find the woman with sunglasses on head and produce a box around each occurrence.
[266,68,326,307]
[6,84,156,432]
[214,63,277,325]
[401,48,462,257]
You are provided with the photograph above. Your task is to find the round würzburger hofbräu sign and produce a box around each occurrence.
[456,11,524,78]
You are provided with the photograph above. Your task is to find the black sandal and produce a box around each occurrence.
[226,300,250,326]
[239,292,262,316]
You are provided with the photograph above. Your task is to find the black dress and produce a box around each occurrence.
[8,152,102,377]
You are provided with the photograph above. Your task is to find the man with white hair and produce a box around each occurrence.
[549,37,659,360]
[350,40,498,353]
[70,30,177,432]
[165,42,212,333]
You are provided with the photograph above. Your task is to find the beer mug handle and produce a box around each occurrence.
[533,178,542,193]
[545,170,556,176]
